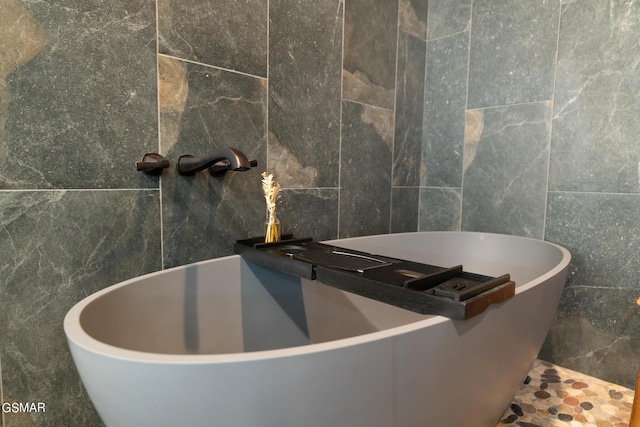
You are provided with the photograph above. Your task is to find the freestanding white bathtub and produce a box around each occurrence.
[64,232,570,427]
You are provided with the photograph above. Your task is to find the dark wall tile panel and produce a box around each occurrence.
[2,0,158,190]
[0,190,161,427]
[461,103,551,238]
[158,0,268,77]
[399,0,428,40]
[339,101,393,238]
[545,192,640,292]
[541,311,640,390]
[544,191,640,388]
[393,32,426,187]
[467,0,560,108]
[427,0,471,40]
[422,31,468,188]
[418,187,461,231]
[549,0,640,193]
[391,187,419,233]
[342,0,398,109]
[268,0,343,188]
[278,189,339,241]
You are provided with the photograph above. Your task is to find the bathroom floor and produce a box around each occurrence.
[496,359,634,426]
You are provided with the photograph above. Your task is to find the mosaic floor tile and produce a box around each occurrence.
[497,360,634,427]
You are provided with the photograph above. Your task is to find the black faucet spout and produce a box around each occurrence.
[177,147,256,176]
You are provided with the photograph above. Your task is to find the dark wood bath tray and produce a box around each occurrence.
[234,236,515,320]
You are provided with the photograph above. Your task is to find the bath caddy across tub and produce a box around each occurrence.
[234,236,515,320]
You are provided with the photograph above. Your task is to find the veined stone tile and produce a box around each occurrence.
[461,102,551,238]
[339,101,393,238]
[399,0,428,40]
[278,189,339,241]
[391,187,419,233]
[2,0,158,189]
[467,0,560,108]
[549,0,640,193]
[418,187,461,231]
[158,0,267,77]
[422,31,468,188]
[394,32,426,187]
[544,191,640,386]
[343,0,398,109]
[541,312,640,390]
[0,190,161,427]
[268,0,343,188]
[545,191,640,291]
[427,0,471,40]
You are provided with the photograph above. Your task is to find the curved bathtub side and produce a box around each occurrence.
[66,275,568,427]
[393,262,569,426]
[65,232,570,427]
[66,335,403,427]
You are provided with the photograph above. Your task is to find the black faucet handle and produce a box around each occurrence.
[136,153,170,176]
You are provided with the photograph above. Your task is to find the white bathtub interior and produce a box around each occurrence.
[79,258,428,355]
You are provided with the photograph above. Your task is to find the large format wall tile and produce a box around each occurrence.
[399,0,428,40]
[427,0,471,40]
[545,192,640,296]
[2,0,158,190]
[393,32,426,187]
[159,57,267,267]
[462,102,551,238]
[422,31,469,188]
[0,190,161,426]
[418,188,461,231]
[467,0,560,108]
[278,189,339,241]
[549,0,640,193]
[541,312,640,389]
[340,102,393,238]
[544,192,640,387]
[343,0,398,109]
[158,0,268,77]
[268,0,343,188]
[391,187,419,233]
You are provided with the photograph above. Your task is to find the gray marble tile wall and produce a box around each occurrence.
[0,0,426,425]
[421,0,640,388]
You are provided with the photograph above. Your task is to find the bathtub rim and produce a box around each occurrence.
[64,231,571,365]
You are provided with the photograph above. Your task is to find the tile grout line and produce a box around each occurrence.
[541,3,565,242]
[459,0,474,232]
[157,53,267,81]
[390,0,401,234]
[265,0,270,173]
[418,0,431,232]
[336,0,345,240]
[155,0,165,270]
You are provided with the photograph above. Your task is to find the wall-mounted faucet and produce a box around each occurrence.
[177,147,257,176]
